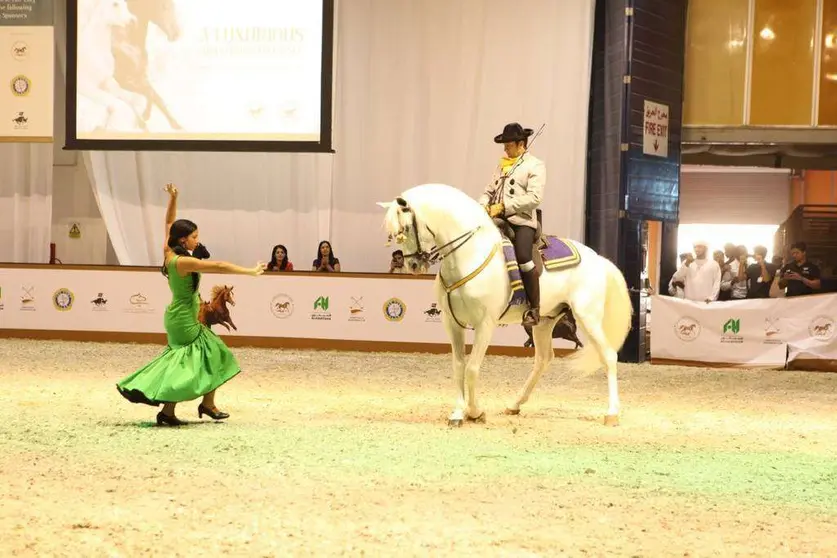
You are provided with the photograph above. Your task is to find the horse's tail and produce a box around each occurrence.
[568,257,633,374]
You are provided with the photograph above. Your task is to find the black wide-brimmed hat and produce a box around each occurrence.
[494,122,534,143]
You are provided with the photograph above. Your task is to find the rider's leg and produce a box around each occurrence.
[511,225,539,326]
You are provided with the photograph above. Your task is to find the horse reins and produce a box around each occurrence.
[397,208,482,268]
[393,207,500,330]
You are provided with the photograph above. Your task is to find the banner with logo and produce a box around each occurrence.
[0,0,53,141]
[651,294,837,370]
[0,267,581,350]
[782,295,837,369]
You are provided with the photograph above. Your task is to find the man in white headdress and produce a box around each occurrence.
[670,240,721,303]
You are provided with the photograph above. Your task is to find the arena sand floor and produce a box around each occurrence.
[1,338,836,557]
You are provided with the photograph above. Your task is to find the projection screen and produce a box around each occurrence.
[65,0,335,152]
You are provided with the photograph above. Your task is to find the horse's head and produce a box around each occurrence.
[223,285,235,306]
[378,184,492,273]
[127,0,181,40]
[210,285,235,306]
[377,196,433,274]
[103,0,136,27]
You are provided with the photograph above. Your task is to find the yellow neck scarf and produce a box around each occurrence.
[500,155,520,175]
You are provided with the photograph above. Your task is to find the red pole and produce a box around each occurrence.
[49,243,56,264]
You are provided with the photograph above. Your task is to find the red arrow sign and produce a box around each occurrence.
[653,139,659,151]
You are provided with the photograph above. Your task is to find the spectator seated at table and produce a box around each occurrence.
[266,244,293,272]
[312,240,341,272]
[389,250,408,274]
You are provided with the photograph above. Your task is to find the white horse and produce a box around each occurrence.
[76,0,146,132]
[378,183,633,426]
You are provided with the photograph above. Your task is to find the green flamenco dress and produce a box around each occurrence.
[116,255,241,406]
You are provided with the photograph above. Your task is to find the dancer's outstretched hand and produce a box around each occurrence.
[164,183,178,198]
[251,261,267,276]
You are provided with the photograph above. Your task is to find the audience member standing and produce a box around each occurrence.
[746,245,777,299]
[715,250,734,300]
[668,252,691,298]
[779,242,821,297]
[670,241,721,303]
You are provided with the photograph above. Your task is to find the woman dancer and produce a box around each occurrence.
[116,183,266,426]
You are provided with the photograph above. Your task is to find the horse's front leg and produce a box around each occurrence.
[442,311,467,427]
[145,83,183,130]
[462,322,495,423]
[141,92,153,121]
[226,316,238,331]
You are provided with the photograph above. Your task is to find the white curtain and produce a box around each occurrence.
[0,144,53,263]
[77,0,595,270]
[331,0,595,269]
[83,151,333,267]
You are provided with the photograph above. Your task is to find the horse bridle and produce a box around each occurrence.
[392,205,481,268]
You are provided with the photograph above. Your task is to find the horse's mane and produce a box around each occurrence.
[209,285,228,300]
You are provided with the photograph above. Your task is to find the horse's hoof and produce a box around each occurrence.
[604,414,619,427]
[466,412,486,424]
[503,408,520,416]
[448,418,463,428]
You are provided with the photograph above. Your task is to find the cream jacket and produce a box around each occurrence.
[478,153,545,230]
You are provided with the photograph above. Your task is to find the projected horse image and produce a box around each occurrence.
[111,0,184,131]
[76,0,183,133]
[76,0,139,131]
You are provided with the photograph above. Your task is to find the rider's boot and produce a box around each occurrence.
[520,262,540,327]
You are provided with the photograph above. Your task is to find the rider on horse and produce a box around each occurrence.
[479,122,545,327]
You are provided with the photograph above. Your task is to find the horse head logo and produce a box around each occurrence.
[270,294,294,319]
[674,317,701,342]
[11,42,28,60]
[809,316,835,342]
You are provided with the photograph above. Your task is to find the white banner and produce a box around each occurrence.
[0,0,54,141]
[0,267,581,349]
[782,295,837,368]
[651,294,837,370]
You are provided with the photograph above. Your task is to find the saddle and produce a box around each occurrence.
[493,209,549,276]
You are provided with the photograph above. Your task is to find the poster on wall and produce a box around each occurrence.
[0,0,54,141]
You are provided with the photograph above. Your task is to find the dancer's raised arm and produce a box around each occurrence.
[163,183,178,256]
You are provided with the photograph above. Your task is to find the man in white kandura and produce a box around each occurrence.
[670,240,722,303]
